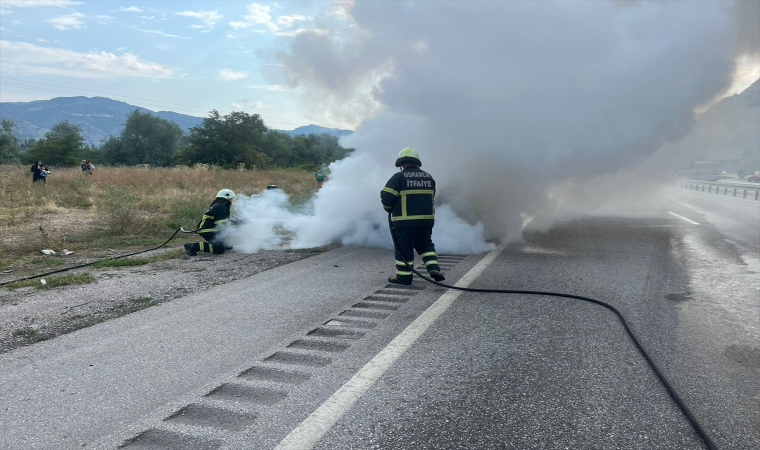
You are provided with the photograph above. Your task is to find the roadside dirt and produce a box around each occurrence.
[0,245,334,354]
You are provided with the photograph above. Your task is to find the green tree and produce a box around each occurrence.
[99,136,123,165]
[177,110,270,168]
[308,133,354,164]
[27,120,85,166]
[78,143,101,163]
[260,131,293,167]
[20,138,37,153]
[119,110,184,166]
[0,118,21,164]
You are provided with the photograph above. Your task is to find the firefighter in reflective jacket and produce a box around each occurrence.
[381,147,445,285]
[184,189,235,256]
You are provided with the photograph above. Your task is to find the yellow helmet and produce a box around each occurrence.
[395,147,421,167]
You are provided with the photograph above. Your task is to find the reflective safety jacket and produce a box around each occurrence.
[381,165,436,228]
[197,198,232,236]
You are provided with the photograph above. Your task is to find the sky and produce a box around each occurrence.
[0,0,351,130]
[0,1,758,131]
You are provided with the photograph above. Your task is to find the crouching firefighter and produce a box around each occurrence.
[381,147,445,285]
[184,189,236,256]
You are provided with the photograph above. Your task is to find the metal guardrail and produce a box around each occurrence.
[670,180,760,201]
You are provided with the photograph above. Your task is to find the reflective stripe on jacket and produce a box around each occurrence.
[380,165,436,228]
[197,198,232,234]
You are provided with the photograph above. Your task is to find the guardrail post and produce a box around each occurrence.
[724,187,728,195]
[733,188,737,197]
[708,185,711,193]
[743,189,747,198]
[756,190,759,200]
[702,184,705,192]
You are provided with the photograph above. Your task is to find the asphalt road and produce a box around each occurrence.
[0,185,757,450]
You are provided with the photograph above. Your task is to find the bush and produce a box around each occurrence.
[97,186,138,234]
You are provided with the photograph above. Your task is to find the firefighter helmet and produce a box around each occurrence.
[395,147,421,167]
[216,189,236,200]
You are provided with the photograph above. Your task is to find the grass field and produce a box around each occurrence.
[0,165,317,272]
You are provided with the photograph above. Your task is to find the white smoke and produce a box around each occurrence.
[222,153,495,253]
[219,190,297,253]
[228,0,751,254]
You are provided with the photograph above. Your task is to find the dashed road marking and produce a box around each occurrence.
[273,242,508,450]
[667,211,700,225]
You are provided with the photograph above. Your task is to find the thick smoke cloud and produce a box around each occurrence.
[228,0,749,253]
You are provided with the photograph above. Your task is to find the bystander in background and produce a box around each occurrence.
[31,161,43,183]
[81,160,95,175]
[38,165,50,183]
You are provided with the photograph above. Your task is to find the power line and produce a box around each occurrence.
[0,78,309,127]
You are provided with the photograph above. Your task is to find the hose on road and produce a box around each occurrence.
[388,214,718,450]
[0,228,182,287]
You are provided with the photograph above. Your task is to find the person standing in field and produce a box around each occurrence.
[31,161,43,183]
[315,169,327,188]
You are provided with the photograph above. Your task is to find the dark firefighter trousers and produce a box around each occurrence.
[188,232,226,254]
[392,226,441,283]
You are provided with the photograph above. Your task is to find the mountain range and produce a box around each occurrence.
[0,96,353,145]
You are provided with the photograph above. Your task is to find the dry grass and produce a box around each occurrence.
[3,273,94,290]
[0,164,316,272]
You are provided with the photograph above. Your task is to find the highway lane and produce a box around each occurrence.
[0,247,486,449]
[311,208,758,450]
[1,187,757,449]
[665,185,760,253]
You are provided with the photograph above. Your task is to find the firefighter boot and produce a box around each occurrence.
[388,275,412,286]
[184,243,198,256]
[429,270,445,282]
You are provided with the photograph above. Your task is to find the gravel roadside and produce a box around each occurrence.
[0,245,334,354]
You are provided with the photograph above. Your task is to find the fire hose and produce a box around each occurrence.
[0,228,183,287]
[387,214,718,450]
[0,222,245,287]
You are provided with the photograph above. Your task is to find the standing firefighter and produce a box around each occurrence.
[381,147,445,285]
[315,169,327,188]
[184,189,236,256]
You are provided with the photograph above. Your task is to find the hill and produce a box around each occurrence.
[0,96,353,145]
[276,124,353,138]
[0,96,204,145]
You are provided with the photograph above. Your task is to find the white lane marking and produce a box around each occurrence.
[274,242,509,450]
[667,211,700,225]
